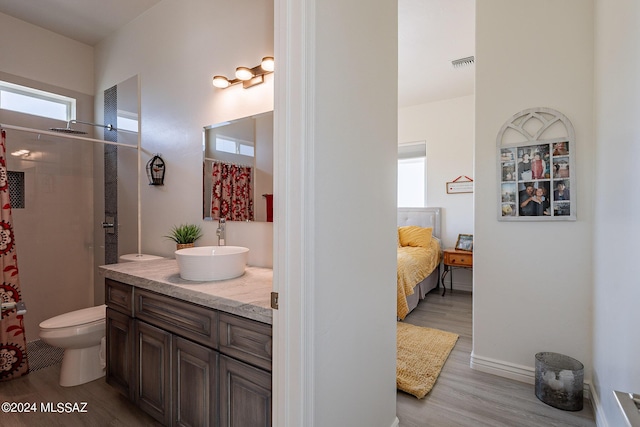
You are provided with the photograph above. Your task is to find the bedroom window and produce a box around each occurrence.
[398,141,426,207]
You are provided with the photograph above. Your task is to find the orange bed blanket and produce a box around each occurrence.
[397,238,441,319]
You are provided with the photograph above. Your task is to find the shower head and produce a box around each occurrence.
[49,120,118,135]
[49,126,88,135]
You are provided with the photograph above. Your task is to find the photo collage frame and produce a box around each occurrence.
[497,108,576,221]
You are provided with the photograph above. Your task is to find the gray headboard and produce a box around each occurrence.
[397,207,442,239]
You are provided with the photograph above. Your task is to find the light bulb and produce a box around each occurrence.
[235,67,254,81]
[212,76,230,88]
[261,56,275,72]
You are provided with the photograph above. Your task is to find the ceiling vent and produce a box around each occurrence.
[451,56,475,68]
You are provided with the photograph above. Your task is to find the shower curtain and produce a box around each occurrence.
[211,160,254,221]
[0,130,29,381]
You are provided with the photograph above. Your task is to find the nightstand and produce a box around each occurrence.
[441,249,473,296]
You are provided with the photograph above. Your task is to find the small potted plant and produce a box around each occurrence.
[165,223,203,250]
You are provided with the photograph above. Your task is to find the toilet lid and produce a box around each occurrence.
[39,304,106,329]
[119,254,164,262]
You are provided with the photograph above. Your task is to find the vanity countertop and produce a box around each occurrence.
[99,259,273,324]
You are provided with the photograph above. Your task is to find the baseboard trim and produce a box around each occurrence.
[390,416,399,427]
[589,383,609,427]
[470,353,534,384]
[470,353,594,401]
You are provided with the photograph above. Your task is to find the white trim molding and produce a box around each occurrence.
[272,0,316,426]
[470,352,534,384]
[590,384,609,427]
[471,352,594,403]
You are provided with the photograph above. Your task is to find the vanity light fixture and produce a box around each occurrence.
[212,56,275,89]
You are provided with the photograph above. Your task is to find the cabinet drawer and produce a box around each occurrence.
[105,279,133,316]
[445,252,472,267]
[135,289,217,349]
[219,313,272,372]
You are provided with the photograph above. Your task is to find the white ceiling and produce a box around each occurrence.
[399,0,475,107]
[0,0,161,46]
[0,0,474,107]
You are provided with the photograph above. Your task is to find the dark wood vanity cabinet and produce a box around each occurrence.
[104,279,272,427]
[135,320,172,425]
[105,279,136,399]
[174,336,218,427]
[220,355,272,426]
[106,307,135,399]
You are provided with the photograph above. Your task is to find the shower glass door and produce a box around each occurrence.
[3,113,95,338]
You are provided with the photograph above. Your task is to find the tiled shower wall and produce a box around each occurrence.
[103,85,118,265]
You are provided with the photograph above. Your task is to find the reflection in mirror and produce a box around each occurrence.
[203,111,273,222]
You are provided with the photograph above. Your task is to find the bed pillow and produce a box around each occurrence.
[398,226,433,248]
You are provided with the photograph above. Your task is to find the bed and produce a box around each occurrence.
[397,207,443,319]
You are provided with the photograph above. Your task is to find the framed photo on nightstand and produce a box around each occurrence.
[455,234,473,252]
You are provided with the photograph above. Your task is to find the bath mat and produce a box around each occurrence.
[397,322,458,399]
[26,340,64,372]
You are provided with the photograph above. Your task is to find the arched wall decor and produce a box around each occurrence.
[497,107,576,221]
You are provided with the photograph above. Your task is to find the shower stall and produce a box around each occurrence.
[0,75,140,339]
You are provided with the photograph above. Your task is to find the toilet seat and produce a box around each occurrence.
[39,304,106,330]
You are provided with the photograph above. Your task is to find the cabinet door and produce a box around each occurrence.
[173,336,218,427]
[106,307,135,399]
[219,355,272,427]
[136,320,172,426]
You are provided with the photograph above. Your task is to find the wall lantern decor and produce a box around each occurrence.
[212,56,274,89]
[146,154,165,186]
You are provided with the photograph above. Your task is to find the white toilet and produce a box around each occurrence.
[39,253,164,387]
[39,305,107,387]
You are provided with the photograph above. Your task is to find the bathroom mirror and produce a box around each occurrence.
[203,111,273,222]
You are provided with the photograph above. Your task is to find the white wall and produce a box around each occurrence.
[399,95,474,291]
[93,0,274,266]
[474,0,594,386]
[592,0,640,425]
[311,0,398,423]
[0,12,93,95]
[273,0,399,424]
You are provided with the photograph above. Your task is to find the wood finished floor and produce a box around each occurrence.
[397,290,596,427]
[0,291,597,427]
[0,364,161,426]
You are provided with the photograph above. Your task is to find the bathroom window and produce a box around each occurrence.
[215,136,255,157]
[398,141,427,207]
[0,80,76,122]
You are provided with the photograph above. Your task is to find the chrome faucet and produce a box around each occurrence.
[216,218,226,246]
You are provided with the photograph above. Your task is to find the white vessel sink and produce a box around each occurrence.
[175,246,249,281]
